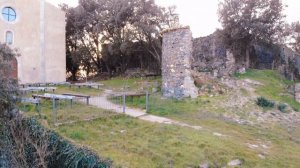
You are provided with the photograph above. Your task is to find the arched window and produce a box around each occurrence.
[6,31,13,45]
[2,7,16,22]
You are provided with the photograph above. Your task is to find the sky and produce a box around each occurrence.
[47,0,300,38]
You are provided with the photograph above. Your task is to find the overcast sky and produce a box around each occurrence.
[47,0,300,38]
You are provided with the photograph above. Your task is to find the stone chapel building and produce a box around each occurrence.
[0,0,66,84]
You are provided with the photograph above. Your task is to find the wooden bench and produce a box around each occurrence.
[32,94,75,108]
[32,93,74,100]
[20,82,71,88]
[62,93,91,105]
[20,87,56,94]
[32,94,59,100]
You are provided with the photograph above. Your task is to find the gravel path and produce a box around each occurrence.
[88,94,202,130]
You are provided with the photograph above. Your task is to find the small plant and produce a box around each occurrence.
[256,97,275,108]
[69,131,86,140]
[278,103,287,113]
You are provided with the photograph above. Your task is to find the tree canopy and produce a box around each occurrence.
[290,21,300,53]
[218,0,285,67]
[63,0,179,80]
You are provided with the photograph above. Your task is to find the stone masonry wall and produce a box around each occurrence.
[161,27,198,99]
[294,83,300,103]
[192,31,300,80]
[192,32,235,77]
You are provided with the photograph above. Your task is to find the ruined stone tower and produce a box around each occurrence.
[161,27,198,99]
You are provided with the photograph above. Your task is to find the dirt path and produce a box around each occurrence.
[88,94,202,130]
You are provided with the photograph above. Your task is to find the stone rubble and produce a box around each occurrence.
[227,159,242,167]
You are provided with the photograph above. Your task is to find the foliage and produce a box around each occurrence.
[278,103,287,112]
[218,0,285,67]
[6,117,111,168]
[0,43,19,118]
[6,116,52,168]
[236,69,300,111]
[62,0,179,79]
[289,21,300,53]
[0,43,110,167]
[256,97,275,108]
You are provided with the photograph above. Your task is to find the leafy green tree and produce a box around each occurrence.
[218,0,285,67]
[63,0,178,76]
[290,21,300,52]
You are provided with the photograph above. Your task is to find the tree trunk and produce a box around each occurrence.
[105,64,112,77]
[245,47,250,69]
[71,70,77,81]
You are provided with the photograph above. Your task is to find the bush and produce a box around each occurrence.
[6,117,112,168]
[0,43,19,118]
[256,97,275,108]
[278,103,287,113]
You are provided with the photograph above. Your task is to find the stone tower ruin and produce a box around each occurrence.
[161,27,198,99]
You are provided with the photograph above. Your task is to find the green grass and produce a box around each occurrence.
[21,72,300,167]
[100,77,161,92]
[235,69,300,111]
[125,94,205,116]
[123,92,230,126]
[25,99,118,126]
[53,114,300,168]
[68,130,88,140]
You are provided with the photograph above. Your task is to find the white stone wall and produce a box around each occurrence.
[0,0,66,84]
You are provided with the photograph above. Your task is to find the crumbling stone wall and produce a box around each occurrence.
[294,83,300,103]
[279,46,300,80]
[192,31,300,80]
[250,44,277,69]
[249,44,300,80]
[161,27,198,99]
[192,33,235,77]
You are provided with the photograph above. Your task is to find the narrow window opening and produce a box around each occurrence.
[6,31,13,45]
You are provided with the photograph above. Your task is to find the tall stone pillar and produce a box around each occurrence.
[161,27,198,99]
[294,83,300,103]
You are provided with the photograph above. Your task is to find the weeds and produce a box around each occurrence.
[256,97,275,108]
[278,103,287,113]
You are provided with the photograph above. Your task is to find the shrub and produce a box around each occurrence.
[278,103,287,113]
[256,97,275,108]
[0,43,19,118]
[6,117,112,168]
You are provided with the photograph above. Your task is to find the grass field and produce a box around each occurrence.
[235,69,300,111]
[22,70,300,167]
[52,113,300,168]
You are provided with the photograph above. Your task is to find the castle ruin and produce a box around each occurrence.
[161,27,198,99]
